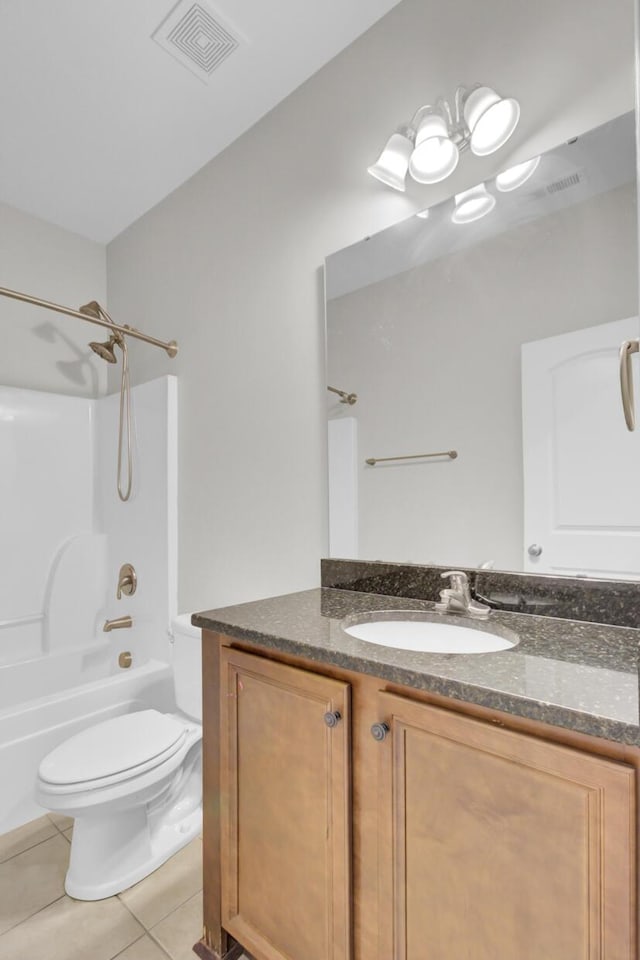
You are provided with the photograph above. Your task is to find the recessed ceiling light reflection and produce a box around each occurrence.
[415,208,430,219]
[495,156,541,192]
[451,184,496,224]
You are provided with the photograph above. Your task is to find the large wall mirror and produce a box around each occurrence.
[325,110,640,579]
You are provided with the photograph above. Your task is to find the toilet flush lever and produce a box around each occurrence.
[117,564,137,599]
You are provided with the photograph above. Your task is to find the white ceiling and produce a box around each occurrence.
[0,0,402,243]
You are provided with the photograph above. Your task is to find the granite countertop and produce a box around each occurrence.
[193,587,640,746]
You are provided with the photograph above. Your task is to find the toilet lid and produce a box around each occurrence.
[39,710,187,785]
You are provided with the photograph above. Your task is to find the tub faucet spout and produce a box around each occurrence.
[103,615,133,632]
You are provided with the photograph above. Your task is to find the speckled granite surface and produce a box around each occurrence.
[321,559,640,628]
[193,587,640,746]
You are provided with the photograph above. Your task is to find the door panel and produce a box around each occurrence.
[376,691,635,960]
[220,647,351,960]
[522,316,640,577]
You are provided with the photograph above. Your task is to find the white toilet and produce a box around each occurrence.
[37,615,202,901]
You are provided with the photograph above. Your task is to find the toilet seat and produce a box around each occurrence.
[38,710,188,793]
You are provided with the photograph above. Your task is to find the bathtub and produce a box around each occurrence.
[0,651,175,835]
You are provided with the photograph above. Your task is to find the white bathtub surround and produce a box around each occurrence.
[45,534,108,652]
[0,389,95,666]
[95,375,179,665]
[36,616,202,900]
[0,374,178,836]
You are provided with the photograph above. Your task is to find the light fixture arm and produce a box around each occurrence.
[453,86,468,127]
[408,92,472,149]
[407,105,435,136]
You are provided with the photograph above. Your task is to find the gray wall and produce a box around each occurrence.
[327,182,638,570]
[0,202,107,397]
[106,0,635,613]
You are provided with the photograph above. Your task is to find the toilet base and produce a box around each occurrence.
[65,805,202,900]
[58,729,203,901]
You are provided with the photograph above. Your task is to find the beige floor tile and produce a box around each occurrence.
[63,827,73,843]
[48,812,74,831]
[0,893,144,960]
[119,837,202,930]
[0,815,58,864]
[113,933,171,960]
[0,833,69,935]
[150,892,202,960]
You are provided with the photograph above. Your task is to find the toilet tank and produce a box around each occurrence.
[171,615,202,722]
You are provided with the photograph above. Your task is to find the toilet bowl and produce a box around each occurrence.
[36,615,202,901]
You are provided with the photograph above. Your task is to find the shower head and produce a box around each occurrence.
[89,336,119,363]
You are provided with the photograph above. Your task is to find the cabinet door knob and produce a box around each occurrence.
[324,711,342,728]
[528,544,543,558]
[371,722,390,742]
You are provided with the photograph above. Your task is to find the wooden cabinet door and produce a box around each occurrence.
[376,691,635,960]
[220,647,351,960]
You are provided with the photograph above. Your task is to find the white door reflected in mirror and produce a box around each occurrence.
[522,317,640,578]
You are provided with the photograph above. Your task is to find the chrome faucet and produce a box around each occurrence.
[435,571,491,620]
[103,615,133,632]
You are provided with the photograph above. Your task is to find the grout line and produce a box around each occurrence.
[117,895,152,930]
[117,888,198,934]
[145,928,177,960]
[109,931,173,960]
[0,831,58,866]
[0,825,69,867]
[117,876,204,933]
[0,894,67,940]
[145,891,204,959]
[47,815,74,838]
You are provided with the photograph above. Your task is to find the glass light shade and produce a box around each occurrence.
[451,184,496,224]
[495,155,541,192]
[408,112,459,184]
[367,132,413,191]
[464,86,520,156]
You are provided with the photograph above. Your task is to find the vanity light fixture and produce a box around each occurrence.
[463,87,520,156]
[495,155,541,192]
[367,129,414,191]
[368,85,520,193]
[409,110,459,184]
[451,184,496,224]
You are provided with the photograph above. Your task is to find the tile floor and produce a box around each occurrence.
[0,814,205,960]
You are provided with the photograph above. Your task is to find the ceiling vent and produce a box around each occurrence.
[153,0,241,83]
[527,170,585,203]
[545,172,582,195]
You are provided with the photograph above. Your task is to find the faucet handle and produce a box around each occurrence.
[117,563,137,600]
[441,570,468,585]
[440,570,470,599]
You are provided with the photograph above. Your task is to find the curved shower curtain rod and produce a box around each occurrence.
[0,285,178,357]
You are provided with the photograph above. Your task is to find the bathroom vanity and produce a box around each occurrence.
[193,563,640,960]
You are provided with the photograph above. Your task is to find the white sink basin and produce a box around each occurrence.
[343,614,517,654]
